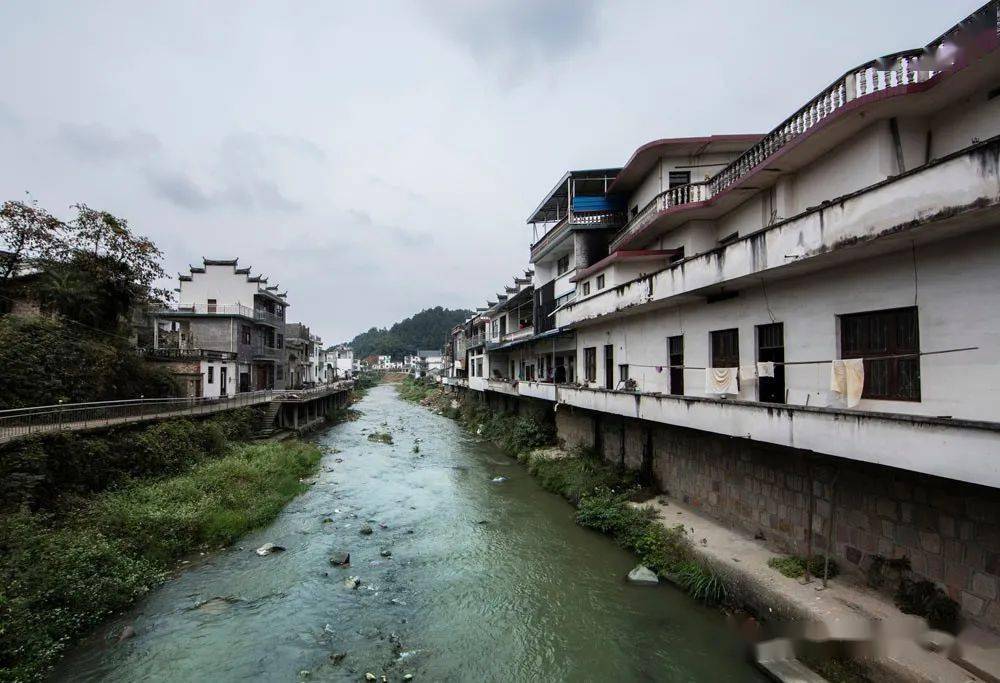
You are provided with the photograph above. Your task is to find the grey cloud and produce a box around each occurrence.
[422,0,598,80]
[346,208,430,248]
[0,102,22,130]
[56,123,160,161]
[147,170,301,213]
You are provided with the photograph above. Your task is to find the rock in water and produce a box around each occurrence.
[116,625,135,643]
[491,476,507,483]
[359,524,373,536]
[255,543,285,556]
[627,565,659,585]
[344,576,361,589]
[329,551,351,567]
[380,549,392,558]
[365,673,377,681]
[329,652,347,664]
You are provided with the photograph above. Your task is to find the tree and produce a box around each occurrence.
[67,204,170,304]
[0,198,65,285]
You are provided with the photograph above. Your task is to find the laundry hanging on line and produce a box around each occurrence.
[830,358,865,407]
[705,367,739,395]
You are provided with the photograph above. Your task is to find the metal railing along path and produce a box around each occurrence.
[0,381,354,444]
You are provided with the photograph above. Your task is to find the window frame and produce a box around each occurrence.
[582,281,591,296]
[596,274,605,290]
[710,328,740,368]
[584,347,597,382]
[839,306,920,401]
[556,255,570,276]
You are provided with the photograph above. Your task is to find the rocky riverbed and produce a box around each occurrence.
[53,384,764,681]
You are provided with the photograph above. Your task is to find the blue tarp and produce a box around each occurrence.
[572,195,623,213]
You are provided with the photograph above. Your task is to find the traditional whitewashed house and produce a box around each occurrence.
[152,259,289,395]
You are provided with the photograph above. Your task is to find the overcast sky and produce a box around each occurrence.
[0,0,980,344]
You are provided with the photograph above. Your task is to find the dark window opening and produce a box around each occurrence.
[711,328,739,368]
[619,364,629,385]
[668,170,691,188]
[582,282,591,296]
[669,247,685,263]
[596,274,605,290]
[756,322,785,404]
[630,205,638,218]
[584,347,596,382]
[241,325,251,345]
[207,366,215,384]
[840,306,920,401]
[207,298,217,313]
[604,344,614,390]
[668,335,684,395]
[556,255,570,275]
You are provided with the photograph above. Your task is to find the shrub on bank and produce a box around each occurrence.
[0,408,259,511]
[0,439,322,681]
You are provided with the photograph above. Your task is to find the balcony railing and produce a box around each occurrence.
[466,333,484,348]
[253,345,282,360]
[141,347,238,361]
[613,3,1000,249]
[531,210,628,257]
[157,303,284,325]
[0,381,356,444]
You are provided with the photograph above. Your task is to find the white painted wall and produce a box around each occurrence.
[573,229,1000,421]
[199,359,238,398]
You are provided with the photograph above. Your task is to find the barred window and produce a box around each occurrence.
[840,307,920,401]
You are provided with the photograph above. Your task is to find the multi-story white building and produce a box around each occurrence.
[330,344,354,379]
[448,4,1000,631]
[152,259,289,396]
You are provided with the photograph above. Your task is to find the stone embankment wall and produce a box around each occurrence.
[553,403,1000,631]
[455,385,999,632]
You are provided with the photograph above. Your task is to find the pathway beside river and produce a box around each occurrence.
[55,384,764,681]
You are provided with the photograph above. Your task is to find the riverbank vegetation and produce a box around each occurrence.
[0,411,323,681]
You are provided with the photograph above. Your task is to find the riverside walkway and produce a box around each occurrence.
[0,381,354,445]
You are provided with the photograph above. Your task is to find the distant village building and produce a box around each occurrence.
[151,259,289,397]
[330,344,354,379]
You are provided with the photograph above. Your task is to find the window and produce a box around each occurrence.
[756,323,785,404]
[668,170,691,188]
[582,282,591,296]
[277,333,284,349]
[241,325,251,345]
[840,306,920,401]
[556,255,570,275]
[710,328,739,368]
[668,335,684,395]
[476,359,483,376]
[207,366,215,384]
[604,344,614,390]
[277,366,284,380]
[596,274,605,290]
[718,231,739,247]
[207,298,217,313]
[584,347,597,382]
[619,364,629,383]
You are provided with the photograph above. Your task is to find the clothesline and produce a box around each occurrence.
[623,346,978,371]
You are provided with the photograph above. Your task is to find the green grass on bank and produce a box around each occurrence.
[0,439,322,682]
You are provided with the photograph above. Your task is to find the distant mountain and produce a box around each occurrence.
[349,306,472,360]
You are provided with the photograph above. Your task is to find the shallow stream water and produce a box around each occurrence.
[54,384,765,682]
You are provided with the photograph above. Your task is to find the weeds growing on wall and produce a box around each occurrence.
[767,554,840,580]
[0,439,322,681]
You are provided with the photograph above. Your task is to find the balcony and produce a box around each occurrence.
[253,345,282,361]
[501,326,534,344]
[466,333,484,348]
[531,210,627,261]
[486,379,519,396]
[559,137,1000,328]
[519,380,556,402]
[254,308,284,326]
[553,385,1000,489]
[610,8,1000,252]
[142,347,237,362]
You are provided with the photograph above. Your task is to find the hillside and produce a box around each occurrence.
[349,306,471,360]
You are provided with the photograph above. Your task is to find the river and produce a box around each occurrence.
[54,384,765,682]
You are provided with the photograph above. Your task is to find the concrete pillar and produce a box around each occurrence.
[293,405,299,430]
